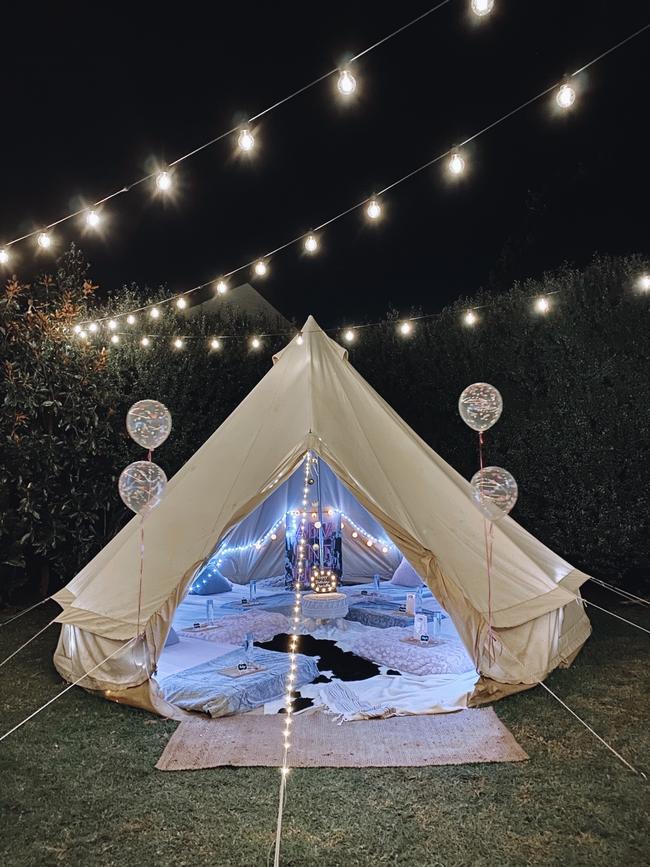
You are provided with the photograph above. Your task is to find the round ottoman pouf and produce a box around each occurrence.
[301,592,349,621]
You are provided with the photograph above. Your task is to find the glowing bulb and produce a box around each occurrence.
[210,338,221,350]
[73,324,81,334]
[471,0,494,16]
[78,329,88,340]
[108,319,117,331]
[535,296,550,313]
[238,127,255,152]
[127,314,136,325]
[156,171,172,191]
[253,260,268,277]
[0,249,10,264]
[271,533,277,541]
[173,338,184,349]
[251,336,261,349]
[464,309,478,326]
[366,539,373,547]
[296,334,304,345]
[637,274,650,291]
[399,321,412,336]
[382,546,389,554]
[448,149,465,176]
[366,198,382,220]
[556,82,576,109]
[37,232,52,249]
[304,234,318,253]
[343,328,355,344]
[337,68,356,96]
[89,322,98,333]
[216,279,228,295]
[150,307,160,319]
[86,210,101,228]
[352,531,358,539]
[110,334,120,344]
[175,296,187,309]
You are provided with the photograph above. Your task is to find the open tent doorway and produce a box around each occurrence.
[155,454,478,720]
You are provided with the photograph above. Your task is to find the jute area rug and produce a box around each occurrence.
[156,708,527,770]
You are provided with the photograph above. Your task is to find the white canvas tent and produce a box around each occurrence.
[52,316,591,717]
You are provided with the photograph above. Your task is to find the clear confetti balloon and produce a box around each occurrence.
[118,461,167,515]
[126,400,172,450]
[458,382,503,432]
[470,466,518,523]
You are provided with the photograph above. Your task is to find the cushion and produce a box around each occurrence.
[347,627,473,676]
[179,610,291,645]
[164,626,180,647]
[216,556,238,580]
[190,567,232,595]
[389,557,423,588]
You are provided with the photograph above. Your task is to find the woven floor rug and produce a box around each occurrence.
[156,708,527,770]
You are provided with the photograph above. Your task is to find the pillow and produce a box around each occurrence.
[190,567,232,595]
[164,626,180,647]
[216,556,237,580]
[348,627,473,676]
[390,556,424,588]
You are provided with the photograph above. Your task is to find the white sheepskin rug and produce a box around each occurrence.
[179,610,290,645]
[347,626,473,676]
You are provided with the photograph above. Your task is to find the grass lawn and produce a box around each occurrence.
[0,598,648,867]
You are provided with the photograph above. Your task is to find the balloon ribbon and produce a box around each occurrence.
[478,432,498,666]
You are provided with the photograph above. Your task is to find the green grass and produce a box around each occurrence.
[0,601,648,867]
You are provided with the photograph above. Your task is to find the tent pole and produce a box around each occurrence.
[316,455,325,569]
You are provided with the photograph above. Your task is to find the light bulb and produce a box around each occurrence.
[216,279,228,295]
[86,210,101,228]
[0,248,10,264]
[535,296,550,313]
[110,334,120,344]
[464,309,478,326]
[556,83,576,109]
[210,338,221,350]
[304,234,318,253]
[471,0,494,16]
[251,336,261,349]
[448,149,465,176]
[296,334,304,345]
[78,329,88,340]
[254,260,268,277]
[127,314,136,325]
[37,232,52,249]
[73,324,81,334]
[238,127,255,152]
[399,321,412,336]
[366,198,382,220]
[150,307,160,319]
[175,296,187,309]
[337,68,356,96]
[141,337,150,347]
[108,319,117,331]
[637,274,650,291]
[366,540,373,547]
[382,546,389,553]
[89,322,98,333]
[271,533,277,541]
[156,171,172,191]
[352,531,358,539]
[173,338,184,349]
[343,328,355,344]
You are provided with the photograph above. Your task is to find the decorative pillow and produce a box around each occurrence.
[179,611,291,645]
[390,556,423,588]
[164,626,180,647]
[190,567,232,595]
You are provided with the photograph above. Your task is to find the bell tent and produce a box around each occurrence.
[52,316,591,718]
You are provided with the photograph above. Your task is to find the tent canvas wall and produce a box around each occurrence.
[52,316,591,717]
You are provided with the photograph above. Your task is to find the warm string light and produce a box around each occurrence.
[37,232,52,250]
[86,210,101,228]
[216,280,228,295]
[535,296,550,313]
[471,0,494,16]
[156,171,172,192]
[636,274,650,292]
[399,321,413,336]
[337,68,357,96]
[64,26,650,332]
[304,234,319,254]
[464,309,478,326]
[0,249,9,264]
[237,127,255,153]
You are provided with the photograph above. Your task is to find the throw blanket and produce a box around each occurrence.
[346,626,473,676]
[179,610,290,645]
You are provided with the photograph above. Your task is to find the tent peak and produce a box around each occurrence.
[301,314,323,333]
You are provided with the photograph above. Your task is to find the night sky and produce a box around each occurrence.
[2,1,649,327]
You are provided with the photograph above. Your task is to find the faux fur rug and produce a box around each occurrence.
[156,708,528,770]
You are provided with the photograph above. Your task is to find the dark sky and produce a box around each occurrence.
[2,1,649,327]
